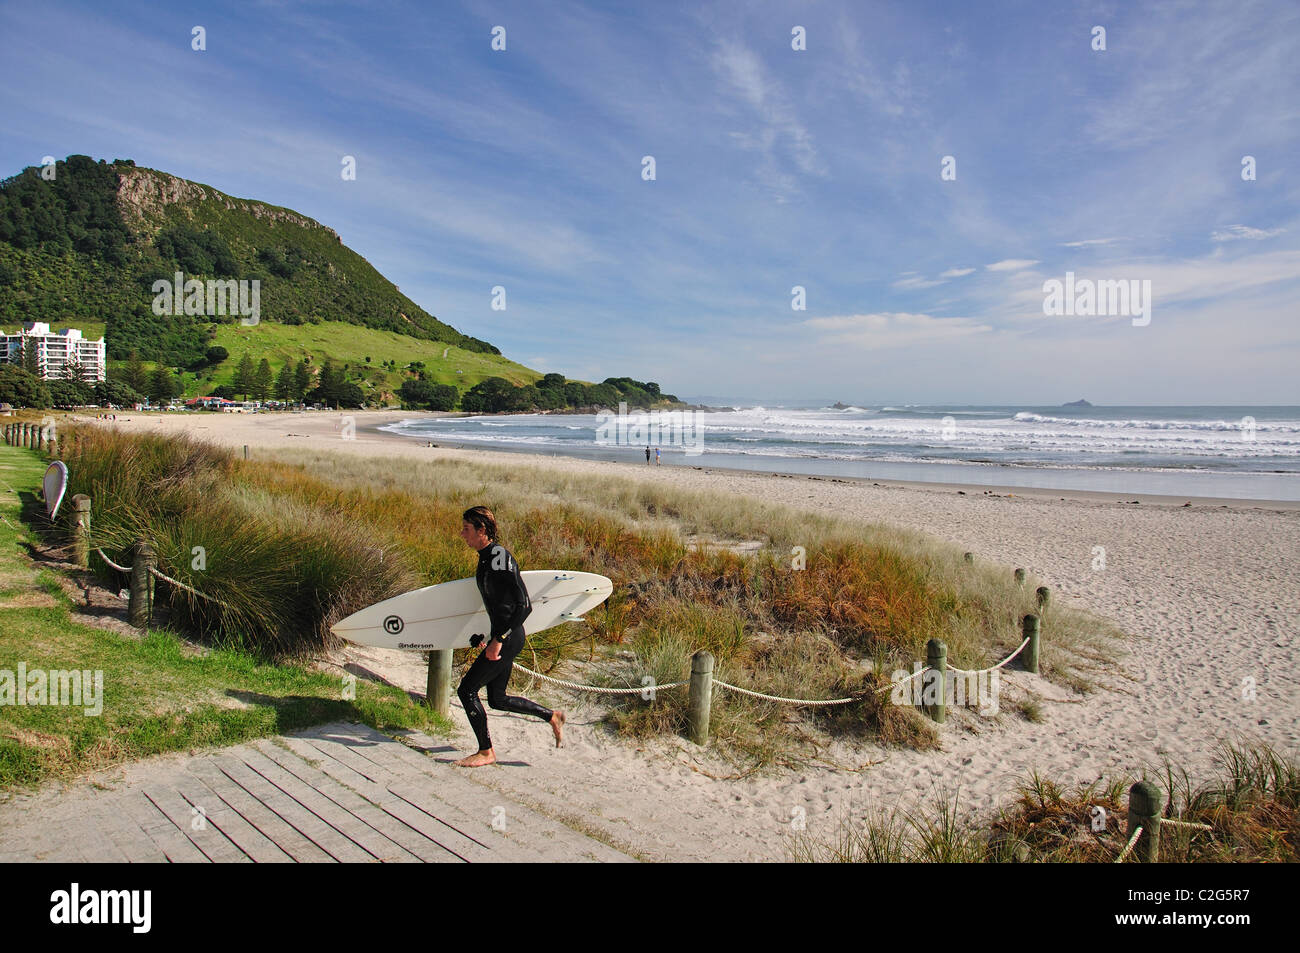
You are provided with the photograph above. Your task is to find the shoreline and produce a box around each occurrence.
[67,408,1300,509]
[360,414,1300,511]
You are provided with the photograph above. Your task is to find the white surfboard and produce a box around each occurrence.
[43,461,69,520]
[330,570,613,651]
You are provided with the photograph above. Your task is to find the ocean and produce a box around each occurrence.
[380,405,1300,501]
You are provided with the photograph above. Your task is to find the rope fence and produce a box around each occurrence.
[75,500,235,621]
[1105,780,1218,863]
[35,459,1053,755]
[1115,826,1143,863]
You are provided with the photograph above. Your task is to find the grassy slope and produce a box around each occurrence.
[197,321,543,401]
[0,441,450,790]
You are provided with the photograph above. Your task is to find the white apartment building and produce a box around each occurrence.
[0,322,107,382]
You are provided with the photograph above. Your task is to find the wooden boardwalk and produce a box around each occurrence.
[0,722,635,863]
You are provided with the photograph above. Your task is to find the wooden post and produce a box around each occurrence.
[426,649,453,716]
[1126,780,1162,863]
[20,422,29,448]
[129,539,156,629]
[1022,613,1040,674]
[1036,586,1050,611]
[243,445,249,460]
[71,495,91,568]
[924,638,947,723]
[688,650,714,745]
[1014,567,1025,586]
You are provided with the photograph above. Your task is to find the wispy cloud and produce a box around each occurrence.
[803,312,993,350]
[986,259,1040,272]
[893,275,946,290]
[940,267,975,277]
[711,38,826,200]
[1211,225,1286,242]
[1060,238,1125,248]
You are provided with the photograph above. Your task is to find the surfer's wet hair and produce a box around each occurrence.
[462,506,498,540]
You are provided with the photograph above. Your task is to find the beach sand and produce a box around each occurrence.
[76,409,1300,861]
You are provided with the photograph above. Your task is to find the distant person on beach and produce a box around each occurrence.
[655,446,661,464]
[645,445,651,463]
[454,505,564,767]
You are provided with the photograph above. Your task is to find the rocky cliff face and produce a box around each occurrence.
[115,166,341,241]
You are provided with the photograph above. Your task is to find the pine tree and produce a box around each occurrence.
[293,360,312,401]
[274,362,294,401]
[253,358,273,401]
[234,352,254,400]
[124,350,147,393]
[147,366,177,405]
[318,358,340,407]
[288,358,308,400]
[63,358,83,383]
[22,335,41,378]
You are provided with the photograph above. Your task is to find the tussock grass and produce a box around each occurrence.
[788,739,1300,862]
[53,432,1125,769]
[59,429,416,657]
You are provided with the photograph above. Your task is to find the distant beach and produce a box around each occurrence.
[377,405,1300,503]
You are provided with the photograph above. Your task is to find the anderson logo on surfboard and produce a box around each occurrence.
[383,615,404,634]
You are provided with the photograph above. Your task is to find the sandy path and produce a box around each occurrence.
[70,410,1300,861]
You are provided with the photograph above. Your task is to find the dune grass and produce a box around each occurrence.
[0,441,452,791]
[254,446,1124,767]
[58,427,418,656]
[43,429,1126,771]
[787,739,1300,862]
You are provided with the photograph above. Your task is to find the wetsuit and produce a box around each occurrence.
[457,541,553,750]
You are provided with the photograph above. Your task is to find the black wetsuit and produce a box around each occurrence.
[457,541,553,750]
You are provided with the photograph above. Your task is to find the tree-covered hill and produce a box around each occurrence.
[0,155,685,414]
[0,155,498,366]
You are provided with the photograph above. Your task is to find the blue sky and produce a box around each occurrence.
[1,0,1297,404]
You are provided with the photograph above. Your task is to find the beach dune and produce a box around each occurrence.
[76,410,1300,861]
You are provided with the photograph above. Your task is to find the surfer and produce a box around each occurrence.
[454,505,565,767]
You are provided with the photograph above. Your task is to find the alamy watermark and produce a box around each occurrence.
[152,271,260,325]
[891,663,1000,716]
[1,663,103,716]
[595,401,704,456]
[1042,272,1151,326]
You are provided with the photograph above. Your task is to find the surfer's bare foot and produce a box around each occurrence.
[455,749,497,767]
[550,710,565,748]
